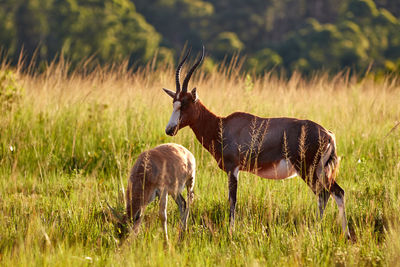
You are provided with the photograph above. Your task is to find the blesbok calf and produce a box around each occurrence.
[123,143,195,243]
[163,47,350,239]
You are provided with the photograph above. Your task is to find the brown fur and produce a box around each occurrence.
[163,47,350,238]
[164,88,350,239]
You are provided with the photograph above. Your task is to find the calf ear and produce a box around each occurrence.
[191,88,198,102]
[163,88,176,98]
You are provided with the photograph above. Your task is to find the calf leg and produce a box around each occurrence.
[184,175,195,230]
[159,190,169,243]
[126,195,143,235]
[174,193,187,230]
[127,185,156,234]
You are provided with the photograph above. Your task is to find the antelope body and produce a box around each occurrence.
[125,143,195,242]
[163,47,350,238]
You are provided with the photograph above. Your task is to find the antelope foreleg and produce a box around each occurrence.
[228,167,239,231]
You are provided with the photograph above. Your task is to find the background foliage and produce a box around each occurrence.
[1,0,400,75]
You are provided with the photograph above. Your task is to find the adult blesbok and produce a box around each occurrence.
[162,46,350,238]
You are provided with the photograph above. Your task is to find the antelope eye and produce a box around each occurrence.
[180,100,187,108]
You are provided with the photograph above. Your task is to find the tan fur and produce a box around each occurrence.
[126,143,195,243]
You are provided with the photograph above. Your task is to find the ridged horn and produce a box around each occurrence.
[176,48,191,93]
[182,45,205,93]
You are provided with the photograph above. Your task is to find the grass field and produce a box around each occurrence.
[0,60,399,266]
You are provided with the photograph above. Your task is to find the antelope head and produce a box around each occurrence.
[163,46,205,136]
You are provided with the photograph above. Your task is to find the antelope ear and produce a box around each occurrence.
[163,88,176,98]
[191,88,198,102]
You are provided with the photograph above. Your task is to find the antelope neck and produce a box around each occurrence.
[189,101,221,153]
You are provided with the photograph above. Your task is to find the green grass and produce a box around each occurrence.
[0,63,399,266]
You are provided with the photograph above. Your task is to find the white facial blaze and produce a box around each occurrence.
[166,101,181,131]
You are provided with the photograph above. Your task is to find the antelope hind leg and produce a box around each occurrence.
[330,182,351,239]
[317,187,331,219]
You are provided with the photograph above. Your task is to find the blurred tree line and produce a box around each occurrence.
[0,0,399,75]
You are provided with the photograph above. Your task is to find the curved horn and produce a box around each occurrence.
[176,48,191,93]
[182,45,205,93]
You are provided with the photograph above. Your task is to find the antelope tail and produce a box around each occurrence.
[324,138,340,182]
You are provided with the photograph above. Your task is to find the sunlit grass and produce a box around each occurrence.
[0,60,399,266]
